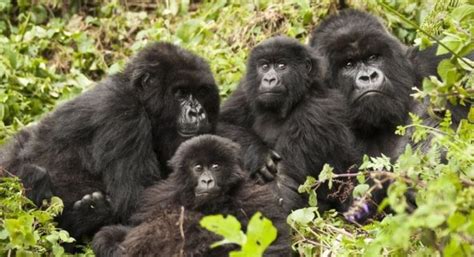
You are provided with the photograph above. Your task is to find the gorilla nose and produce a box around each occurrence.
[356,68,383,88]
[201,178,215,188]
[263,77,278,87]
[186,106,206,122]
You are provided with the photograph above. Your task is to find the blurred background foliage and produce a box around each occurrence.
[0,0,441,144]
[0,0,472,256]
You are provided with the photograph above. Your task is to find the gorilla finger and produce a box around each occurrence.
[259,166,276,181]
[270,150,282,162]
[73,200,82,210]
[92,191,104,200]
[82,194,92,201]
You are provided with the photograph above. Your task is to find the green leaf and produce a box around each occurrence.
[200,214,245,247]
[353,184,370,198]
[450,5,474,22]
[239,212,277,256]
[287,207,317,226]
[318,164,334,183]
[447,212,466,231]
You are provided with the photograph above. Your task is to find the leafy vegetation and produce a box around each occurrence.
[291,1,474,257]
[200,212,277,257]
[0,0,472,256]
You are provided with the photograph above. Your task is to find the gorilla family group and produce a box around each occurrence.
[0,10,470,257]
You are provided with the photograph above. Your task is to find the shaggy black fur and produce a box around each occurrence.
[310,9,471,223]
[0,42,220,240]
[218,36,358,213]
[92,135,291,257]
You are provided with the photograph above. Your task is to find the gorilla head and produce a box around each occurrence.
[123,43,220,139]
[168,135,245,208]
[245,36,315,117]
[310,10,417,133]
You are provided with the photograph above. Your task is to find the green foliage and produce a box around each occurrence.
[200,212,277,257]
[0,0,473,256]
[0,175,75,256]
[291,1,474,256]
[0,0,334,144]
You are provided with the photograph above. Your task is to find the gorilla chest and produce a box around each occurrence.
[361,132,402,159]
[252,116,286,146]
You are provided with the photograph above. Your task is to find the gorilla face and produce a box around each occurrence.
[169,135,244,206]
[168,78,216,138]
[125,43,220,140]
[245,36,314,116]
[311,10,417,132]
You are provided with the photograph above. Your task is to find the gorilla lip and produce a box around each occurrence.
[178,130,198,138]
[354,90,387,102]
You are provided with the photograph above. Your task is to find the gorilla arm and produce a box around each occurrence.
[218,85,281,182]
[91,90,161,223]
[275,92,358,212]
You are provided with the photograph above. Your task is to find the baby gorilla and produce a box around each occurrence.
[92,135,291,257]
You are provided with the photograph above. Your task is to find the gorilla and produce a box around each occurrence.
[218,36,358,212]
[92,135,291,257]
[0,42,220,240]
[309,9,471,223]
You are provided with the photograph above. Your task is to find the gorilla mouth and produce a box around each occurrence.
[195,191,219,198]
[354,90,389,102]
[260,91,285,96]
[178,130,198,138]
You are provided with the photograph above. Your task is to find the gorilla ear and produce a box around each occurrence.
[305,58,313,73]
[131,69,151,90]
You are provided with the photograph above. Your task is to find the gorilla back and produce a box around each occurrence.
[0,42,220,240]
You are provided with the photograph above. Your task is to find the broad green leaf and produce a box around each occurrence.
[353,184,370,198]
[200,214,245,247]
[287,207,317,226]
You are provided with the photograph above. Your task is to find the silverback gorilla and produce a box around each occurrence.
[92,135,290,257]
[0,42,220,240]
[218,36,357,212]
[310,9,471,223]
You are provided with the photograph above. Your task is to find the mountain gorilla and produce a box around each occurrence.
[0,42,220,240]
[218,36,357,212]
[309,10,470,223]
[92,135,290,257]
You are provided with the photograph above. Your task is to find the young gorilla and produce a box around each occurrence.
[0,42,220,240]
[218,36,358,212]
[92,135,291,257]
[309,9,471,223]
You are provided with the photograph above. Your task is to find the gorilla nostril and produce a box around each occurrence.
[370,71,378,80]
[201,179,213,186]
[188,110,197,117]
[359,75,370,82]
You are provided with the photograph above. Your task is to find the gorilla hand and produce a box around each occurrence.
[244,145,282,183]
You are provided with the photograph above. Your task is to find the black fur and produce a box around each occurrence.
[218,36,357,212]
[310,9,471,223]
[0,42,220,240]
[92,135,291,257]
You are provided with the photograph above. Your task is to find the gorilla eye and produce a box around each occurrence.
[211,164,219,171]
[368,55,378,61]
[261,63,270,71]
[173,88,185,99]
[345,61,353,68]
[193,164,203,173]
[277,63,286,70]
